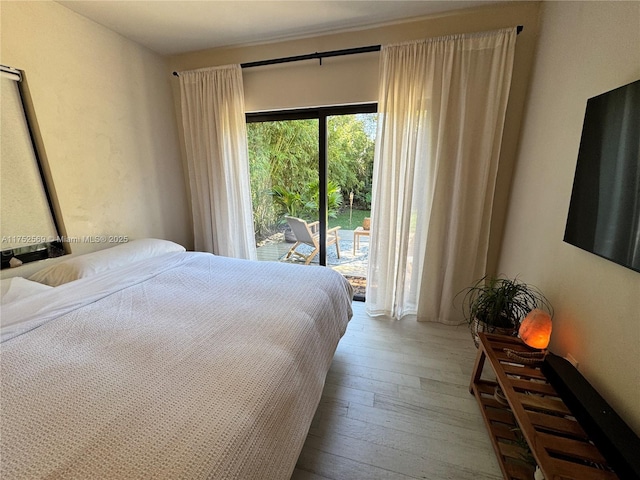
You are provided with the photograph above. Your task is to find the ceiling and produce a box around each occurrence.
[56,1,493,56]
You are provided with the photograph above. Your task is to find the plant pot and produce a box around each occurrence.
[284,227,296,243]
[362,217,371,230]
[470,317,516,348]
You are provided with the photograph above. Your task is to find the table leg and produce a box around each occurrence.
[470,347,487,394]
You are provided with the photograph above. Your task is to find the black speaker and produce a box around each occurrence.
[542,353,640,480]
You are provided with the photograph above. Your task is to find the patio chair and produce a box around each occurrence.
[284,216,341,265]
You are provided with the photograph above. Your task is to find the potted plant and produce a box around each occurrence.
[459,276,553,347]
[270,185,304,242]
[271,182,344,243]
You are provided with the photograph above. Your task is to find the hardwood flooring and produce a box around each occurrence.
[291,302,502,480]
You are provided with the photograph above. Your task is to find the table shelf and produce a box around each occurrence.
[470,333,619,480]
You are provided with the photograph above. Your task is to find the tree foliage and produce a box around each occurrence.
[327,114,376,208]
[247,114,376,241]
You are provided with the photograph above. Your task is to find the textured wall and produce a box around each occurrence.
[1,0,190,278]
[498,1,640,434]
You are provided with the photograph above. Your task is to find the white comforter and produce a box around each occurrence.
[0,252,353,479]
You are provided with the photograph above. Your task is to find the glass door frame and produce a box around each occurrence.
[247,103,377,266]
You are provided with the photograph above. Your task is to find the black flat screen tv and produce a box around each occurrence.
[564,79,640,273]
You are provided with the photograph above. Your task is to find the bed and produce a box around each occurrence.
[0,239,353,479]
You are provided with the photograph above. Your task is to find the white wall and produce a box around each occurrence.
[499,1,640,434]
[1,1,190,277]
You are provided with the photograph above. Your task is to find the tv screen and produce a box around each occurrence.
[564,79,640,273]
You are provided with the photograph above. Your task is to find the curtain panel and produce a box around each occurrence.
[367,28,516,324]
[179,65,257,260]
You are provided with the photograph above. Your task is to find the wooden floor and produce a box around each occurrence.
[291,302,503,480]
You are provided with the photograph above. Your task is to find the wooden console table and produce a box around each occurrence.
[470,333,619,480]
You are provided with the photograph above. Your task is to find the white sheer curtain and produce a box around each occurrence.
[179,65,257,259]
[366,28,516,323]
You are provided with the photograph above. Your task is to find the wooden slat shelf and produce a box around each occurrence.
[470,333,620,480]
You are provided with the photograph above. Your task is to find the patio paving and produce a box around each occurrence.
[256,229,368,279]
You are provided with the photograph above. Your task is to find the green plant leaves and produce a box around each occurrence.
[459,276,553,330]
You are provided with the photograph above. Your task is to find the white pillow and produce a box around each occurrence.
[1,277,53,305]
[29,238,185,286]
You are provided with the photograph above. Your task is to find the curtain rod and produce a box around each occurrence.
[240,44,381,69]
[172,25,523,77]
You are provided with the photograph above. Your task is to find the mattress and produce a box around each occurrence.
[0,252,353,479]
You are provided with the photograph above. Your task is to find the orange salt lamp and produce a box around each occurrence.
[519,309,552,349]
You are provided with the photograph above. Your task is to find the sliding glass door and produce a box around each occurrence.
[246,104,376,297]
[326,112,376,298]
[247,118,319,261]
